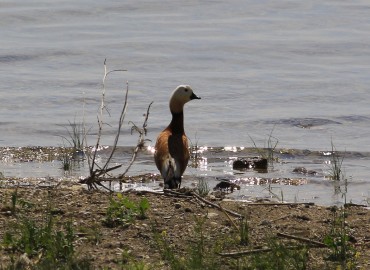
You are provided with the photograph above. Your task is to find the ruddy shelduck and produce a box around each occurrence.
[154,85,201,189]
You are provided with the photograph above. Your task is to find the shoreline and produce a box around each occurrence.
[1,183,369,269]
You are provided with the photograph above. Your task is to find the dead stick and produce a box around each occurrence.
[271,214,292,223]
[122,189,164,196]
[247,202,315,206]
[119,101,153,179]
[164,189,191,196]
[276,232,327,247]
[219,204,240,231]
[163,189,192,198]
[219,247,274,256]
[219,246,299,257]
[191,192,243,218]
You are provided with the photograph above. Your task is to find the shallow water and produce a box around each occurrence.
[1,1,370,205]
[1,146,369,207]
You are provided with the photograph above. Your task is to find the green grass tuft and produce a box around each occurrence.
[103,194,150,228]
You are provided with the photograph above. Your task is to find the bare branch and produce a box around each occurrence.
[118,101,153,179]
[192,191,243,218]
[81,60,153,190]
[218,246,301,257]
[276,232,326,247]
[102,81,129,173]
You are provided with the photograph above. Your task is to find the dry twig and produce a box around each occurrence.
[218,246,300,257]
[80,60,152,190]
[247,202,314,206]
[192,191,243,218]
[219,204,240,231]
[118,101,153,179]
[276,232,327,247]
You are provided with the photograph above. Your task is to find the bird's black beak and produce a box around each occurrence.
[190,92,201,100]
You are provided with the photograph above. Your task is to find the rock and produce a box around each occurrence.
[221,227,231,234]
[208,194,217,200]
[233,157,268,170]
[18,253,32,267]
[211,190,226,200]
[207,212,219,218]
[294,214,310,221]
[293,167,318,175]
[210,221,218,227]
[260,219,273,226]
[233,160,246,169]
[293,167,308,174]
[50,208,65,215]
[213,181,240,192]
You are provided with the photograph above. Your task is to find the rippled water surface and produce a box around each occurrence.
[1,0,370,205]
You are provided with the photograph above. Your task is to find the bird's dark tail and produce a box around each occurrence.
[164,177,181,189]
[164,161,181,189]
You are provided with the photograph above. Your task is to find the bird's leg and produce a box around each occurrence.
[174,177,181,189]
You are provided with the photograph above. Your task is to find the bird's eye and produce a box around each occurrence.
[184,89,188,92]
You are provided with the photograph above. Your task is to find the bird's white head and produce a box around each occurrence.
[169,85,201,114]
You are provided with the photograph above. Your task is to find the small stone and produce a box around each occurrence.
[210,222,218,227]
[260,220,271,226]
[18,253,32,266]
[174,203,181,209]
[208,194,216,200]
[293,167,308,174]
[207,212,218,218]
[221,227,231,233]
[295,214,310,221]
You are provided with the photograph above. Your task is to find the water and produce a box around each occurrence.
[1,0,370,206]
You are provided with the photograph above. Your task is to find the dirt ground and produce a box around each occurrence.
[0,183,369,269]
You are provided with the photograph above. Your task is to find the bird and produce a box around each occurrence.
[154,85,201,189]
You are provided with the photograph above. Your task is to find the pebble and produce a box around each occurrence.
[260,220,271,226]
[18,253,32,266]
[221,227,231,234]
[208,194,216,200]
[207,212,219,218]
[210,221,218,227]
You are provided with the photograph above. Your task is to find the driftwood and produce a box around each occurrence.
[270,214,292,223]
[219,204,241,231]
[218,246,299,257]
[276,232,327,247]
[219,231,327,257]
[191,191,243,218]
[246,202,314,206]
[121,189,164,196]
[344,202,368,208]
[164,189,193,198]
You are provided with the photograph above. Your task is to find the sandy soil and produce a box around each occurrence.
[0,184,369,269]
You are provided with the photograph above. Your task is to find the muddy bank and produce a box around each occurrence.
[0,184,369,269]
